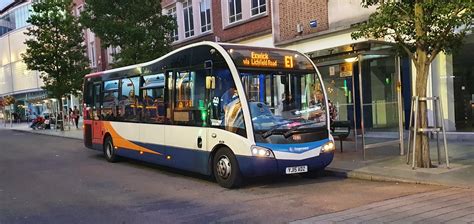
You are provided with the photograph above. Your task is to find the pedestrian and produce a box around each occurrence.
[68,108,73,126]
[73,106,80,129]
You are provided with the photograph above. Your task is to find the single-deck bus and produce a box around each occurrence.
[83,42,335,188]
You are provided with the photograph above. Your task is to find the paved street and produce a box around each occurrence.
[0,129,471,224]
[294,188,474,223]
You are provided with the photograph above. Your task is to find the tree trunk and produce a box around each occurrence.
[414,52,432,168]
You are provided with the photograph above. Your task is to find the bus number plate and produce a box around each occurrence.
[285,166,308,174]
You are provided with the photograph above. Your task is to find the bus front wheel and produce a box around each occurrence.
[104,136,119,163]
[213,147,243,189]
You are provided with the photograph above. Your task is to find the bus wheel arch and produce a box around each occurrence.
[211,145,243,189]
[209,144,228,175]
[103,133,118,163]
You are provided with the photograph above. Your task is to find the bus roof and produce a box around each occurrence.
[84,42,312,78]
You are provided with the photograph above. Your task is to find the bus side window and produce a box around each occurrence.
[173,70,207,126]
[119,77,140,121]
[102,80,119,121]
[93,83,101,120]
[83,82,94,120]
[209,68,246,137]
[142,74,166,124]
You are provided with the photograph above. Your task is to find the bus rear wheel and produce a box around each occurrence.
[213,147,242,189]
[104,136,119,163]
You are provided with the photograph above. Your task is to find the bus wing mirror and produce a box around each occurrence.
[206,76,215,89]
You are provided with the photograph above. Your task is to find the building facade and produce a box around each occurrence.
[162,0,273,48]
[0,0,48,120]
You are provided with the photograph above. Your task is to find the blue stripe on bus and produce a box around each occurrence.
[236,151,334,177]
[108,140,333,178]
[256,139,328,154]
[123,141,211,175]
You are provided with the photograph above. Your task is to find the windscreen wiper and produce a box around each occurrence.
[261,121,292,138]
[283,122,317,138]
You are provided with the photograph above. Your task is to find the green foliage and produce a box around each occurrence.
[22,0,90,100]
[80,0,176,67]
[353,0,474,63]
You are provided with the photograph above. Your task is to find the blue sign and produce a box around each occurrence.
[309,20,318,28]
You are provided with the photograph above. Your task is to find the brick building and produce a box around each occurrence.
[162,0,273,48]
[72,0,113,73]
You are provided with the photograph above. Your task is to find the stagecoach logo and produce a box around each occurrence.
[289,146,309,153]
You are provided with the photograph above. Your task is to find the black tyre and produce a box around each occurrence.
[213,147,243,189]
[103,136,119,163]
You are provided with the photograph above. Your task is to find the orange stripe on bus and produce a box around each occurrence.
[103,122,162,156]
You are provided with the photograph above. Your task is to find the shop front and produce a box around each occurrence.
[452,33,474,132]
[308,41,411,156]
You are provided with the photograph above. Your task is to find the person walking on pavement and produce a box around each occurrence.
[73,106,80,129]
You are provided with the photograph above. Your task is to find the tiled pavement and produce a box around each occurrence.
[292,188,474,224]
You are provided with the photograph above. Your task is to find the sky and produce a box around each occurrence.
[0,0,15,12]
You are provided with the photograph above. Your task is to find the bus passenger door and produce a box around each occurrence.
[92,82,103,146]
[164,69,209,174]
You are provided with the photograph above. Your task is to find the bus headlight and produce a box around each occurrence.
[251,145,275,158]
[321,141,335,153]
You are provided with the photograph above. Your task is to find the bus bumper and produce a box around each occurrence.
[236,152,334,177]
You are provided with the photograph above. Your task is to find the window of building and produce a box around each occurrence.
[75,5,84,16]
[200,0,211,32]
[89,41,96,68]
[182,0,194,38]
[167,6,179,41]
[251,0,266,16]
[228,0,242,23]
[107,46,120,64]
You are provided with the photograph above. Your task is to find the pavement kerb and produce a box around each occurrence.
[11,129,83,141]
[325,167,472,189]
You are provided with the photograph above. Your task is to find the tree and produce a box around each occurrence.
[352,0,474,167]
[80,0,176,67]
[23,0,90,131]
